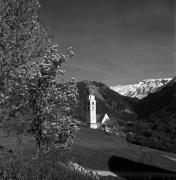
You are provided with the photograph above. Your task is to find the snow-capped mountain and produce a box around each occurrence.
[110,78,172,99]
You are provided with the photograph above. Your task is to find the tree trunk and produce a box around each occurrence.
[35,114,43,158]
[16,135,23,159]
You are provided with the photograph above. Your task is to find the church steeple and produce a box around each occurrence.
[88,94,97,129]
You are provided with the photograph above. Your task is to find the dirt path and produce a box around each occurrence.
[162,154,176,162]
[92,170,117,177]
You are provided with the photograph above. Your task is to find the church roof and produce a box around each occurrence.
[96,113,110,123]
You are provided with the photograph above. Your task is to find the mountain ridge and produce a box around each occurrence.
[110,78,172,99]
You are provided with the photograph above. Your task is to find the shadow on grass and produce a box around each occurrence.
[108,156,176,180]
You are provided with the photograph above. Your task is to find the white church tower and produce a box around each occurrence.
[89,94,97,129]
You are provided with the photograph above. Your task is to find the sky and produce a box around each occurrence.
[40,0,175,86]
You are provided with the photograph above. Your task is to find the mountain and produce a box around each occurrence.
[110,78,172,99]
[76,78,176,153]
[77,81,137,123]
[125,77,176,153]
[77,78,175,121]
[132,77,176,117]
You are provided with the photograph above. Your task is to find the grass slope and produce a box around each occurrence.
[1,128,176,179]
[67,128,176,174]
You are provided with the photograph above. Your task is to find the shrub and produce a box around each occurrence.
[0,148,98,180]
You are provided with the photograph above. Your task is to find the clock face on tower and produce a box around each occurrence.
[91,101,95,110]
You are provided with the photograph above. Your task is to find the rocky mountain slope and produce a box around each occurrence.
[110,78,172,99]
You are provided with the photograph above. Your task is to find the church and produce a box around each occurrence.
[88,93,111,130]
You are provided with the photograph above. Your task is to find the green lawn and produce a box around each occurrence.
[1,127,176,176]
[0,134,36,159]
[66,127,176,173]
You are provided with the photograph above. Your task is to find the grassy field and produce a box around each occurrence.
[66,127,176,179]
[1,127,176,179]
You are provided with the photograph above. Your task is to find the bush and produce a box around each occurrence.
[0,148,98,180]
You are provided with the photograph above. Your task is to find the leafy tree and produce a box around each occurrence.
[0,0,78,155]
